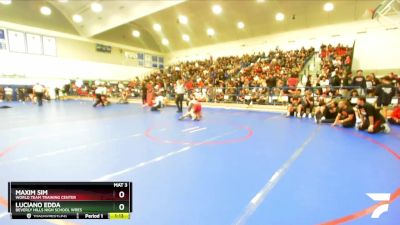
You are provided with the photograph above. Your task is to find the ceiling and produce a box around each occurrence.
[0,0,382,53]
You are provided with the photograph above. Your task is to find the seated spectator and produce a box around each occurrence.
[286,94,302,118]
[332,100,356,128]
[302,90,314,118]
[355,97,390,133]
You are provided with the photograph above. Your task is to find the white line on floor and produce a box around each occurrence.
[0,211,8,219]
[0,133,143,166]
[93,130,237,182]
[231,127,319,225]
[93,146,193,182]
[189,127,207,133]
[181,126,200,132]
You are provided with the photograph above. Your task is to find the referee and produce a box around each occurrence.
[33,83,44,106]
[93,85,105,107]
[175,79,185,113]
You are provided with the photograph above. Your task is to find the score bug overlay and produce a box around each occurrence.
[8,182,132,220]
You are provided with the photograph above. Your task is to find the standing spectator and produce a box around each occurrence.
[352,70,366,95]
[376,76,396,118]
[33,83,45,106]
[54,87,60,100]
[4,86,13,102]
[0,87,4,101]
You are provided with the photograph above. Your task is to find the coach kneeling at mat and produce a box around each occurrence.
[356,97,390,133]
[332,100,356,128]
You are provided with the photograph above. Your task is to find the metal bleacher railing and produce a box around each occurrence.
[121,85,399,107]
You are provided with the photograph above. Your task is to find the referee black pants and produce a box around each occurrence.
[93,94,104,107]
[176,94,184,112]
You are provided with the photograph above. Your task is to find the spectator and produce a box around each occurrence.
[376,76,396,118]
[332,100,356,128]
[356,97,390,133]
[352,70,366,95]
[315,101,338,124]
[4,86,13,102]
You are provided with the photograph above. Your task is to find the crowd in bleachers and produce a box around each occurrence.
[1,44,399,130]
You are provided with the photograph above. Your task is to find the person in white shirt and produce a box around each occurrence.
[93,85,105,107]
[151,93,164,111]
[4,86,13,102]
[175,79,185,113]
[33,83,44,106]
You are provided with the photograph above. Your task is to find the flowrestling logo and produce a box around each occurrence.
[366,193,391,219]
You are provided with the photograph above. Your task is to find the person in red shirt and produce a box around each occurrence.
[388,106,400,125]
[179,95,202,121]
[185,80,194,93]
[146,81,154,107]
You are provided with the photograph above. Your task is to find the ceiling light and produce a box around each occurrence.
[58,0,68,3]
[178,15,188,24]
[40,6,52,16]
[91,2,103,13]
[182,34,190,42]
[207,28,215,36]
[153,23,162,32]
[256,0,265,3]
[0,0,12,5]
[237,21,245,29]
[72,14,83,23]
[162,38,169,46]
[132,30,140,38]
[212,5,222,14]
[275,12,285,21]
[323,2,334,12]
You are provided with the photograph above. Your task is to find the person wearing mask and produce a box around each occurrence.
[332,100,356,128]
[356,97,390,133]
[175,79,185,113]
[33,83,45,106]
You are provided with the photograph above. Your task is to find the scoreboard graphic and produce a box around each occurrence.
[8,182,132,220]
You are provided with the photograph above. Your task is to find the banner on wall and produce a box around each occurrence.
[0,29,7,51]
[144,54,152,68]
[8,30,26,53]
[26,33,43,55]
[43,36,57,56]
